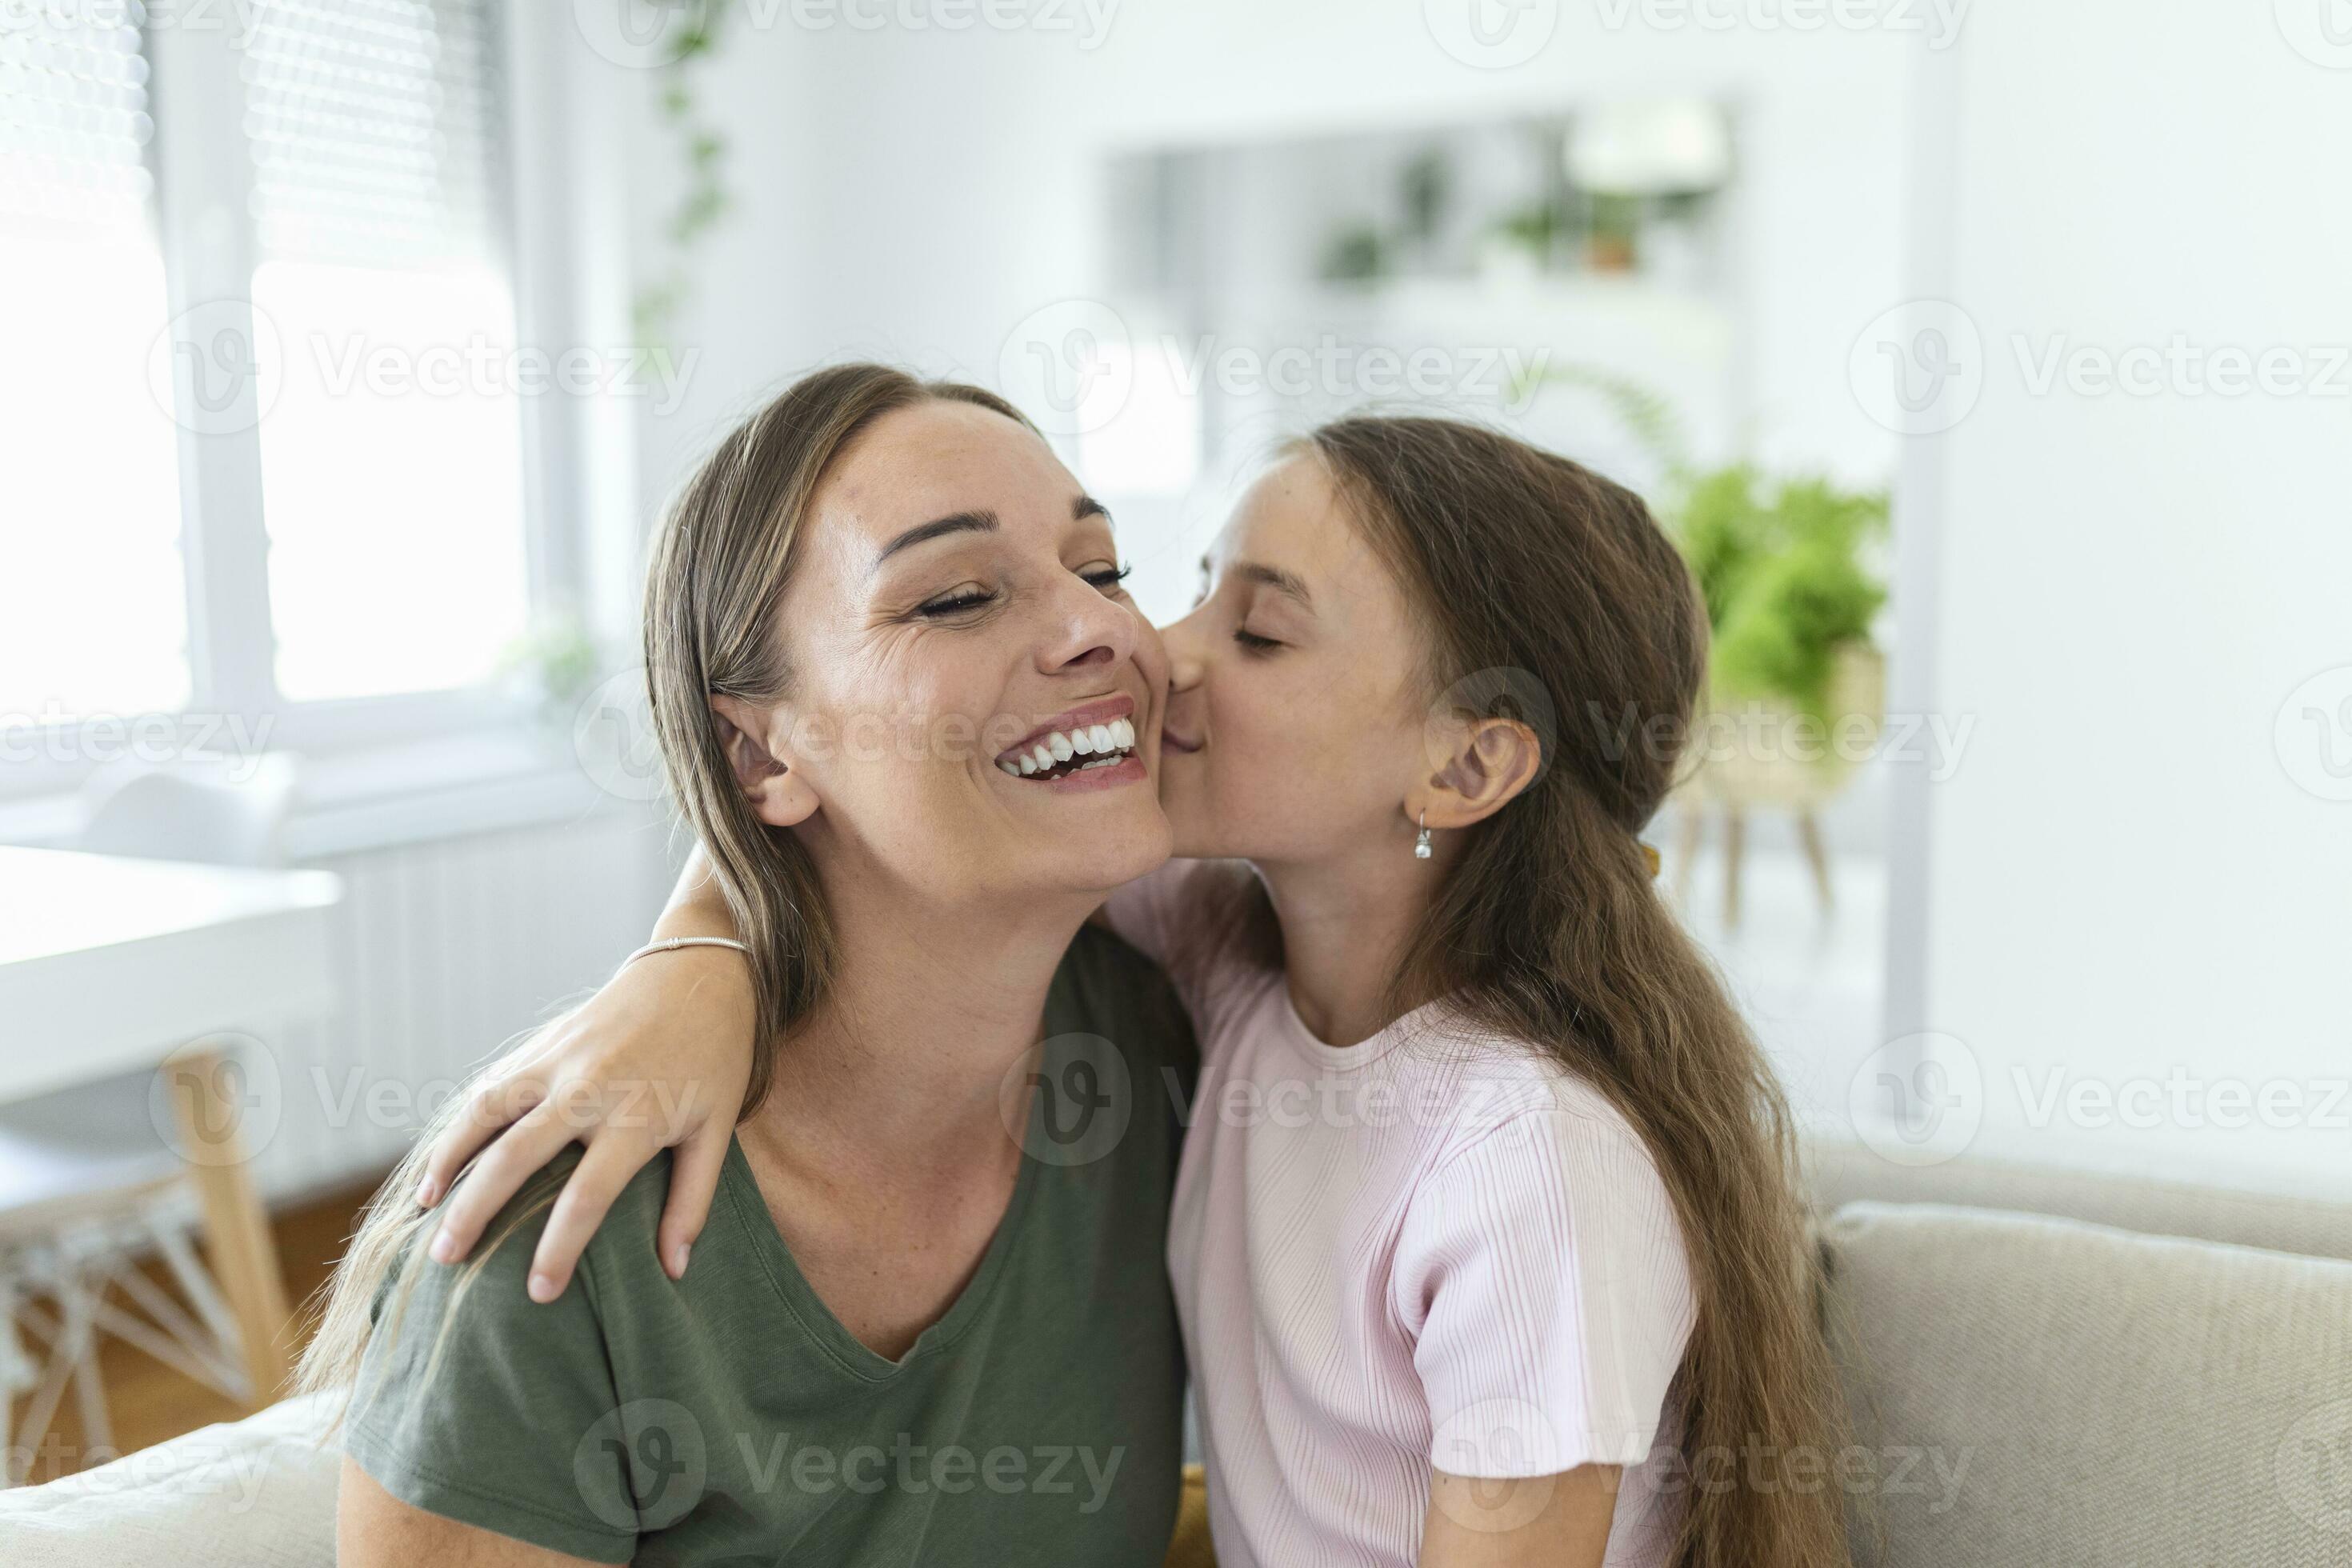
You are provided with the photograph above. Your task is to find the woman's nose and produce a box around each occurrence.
[1040,576,1137,674]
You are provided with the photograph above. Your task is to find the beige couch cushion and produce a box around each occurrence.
[0,1387,340,1567]
[1804,1134,2352,1263]
[1822,1201,2352,1567]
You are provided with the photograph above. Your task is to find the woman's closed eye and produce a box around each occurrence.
[915,583,995,618]
[914,562,1130,620]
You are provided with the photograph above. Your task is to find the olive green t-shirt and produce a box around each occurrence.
[344,926,1194,1566]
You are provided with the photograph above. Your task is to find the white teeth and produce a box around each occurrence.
[1000,716,1137,778]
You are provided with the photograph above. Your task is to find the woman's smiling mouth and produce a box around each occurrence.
[995,696,1142,784]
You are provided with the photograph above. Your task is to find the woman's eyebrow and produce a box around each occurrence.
[873,510,996,571]
[874,494,1107,574]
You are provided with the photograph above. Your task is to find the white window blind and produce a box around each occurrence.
[0,17,190,723]
[242,0,530,703]
[242,0,504,268]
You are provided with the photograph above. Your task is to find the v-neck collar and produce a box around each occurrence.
[719,1104,1048,1384]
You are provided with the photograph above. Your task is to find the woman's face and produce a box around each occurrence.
[1158,453,1434,866]
[736,398,1172,904]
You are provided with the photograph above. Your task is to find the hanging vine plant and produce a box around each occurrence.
[632,6,735,357]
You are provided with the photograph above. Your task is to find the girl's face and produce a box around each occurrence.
[1158,453,1434,866]
[726,398,1173,904]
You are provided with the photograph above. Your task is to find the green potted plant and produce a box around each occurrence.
[1676,464,1888,731]
[496,605,610,748]
[1586,191,1642,273]
[1526,366,1890,920]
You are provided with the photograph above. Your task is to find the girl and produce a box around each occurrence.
[420,410,1853,1567]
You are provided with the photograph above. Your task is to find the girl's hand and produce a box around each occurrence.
[414,850,756,1302]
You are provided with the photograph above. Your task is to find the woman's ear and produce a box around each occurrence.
[1421,715,1542,831]
[709,694,820,829]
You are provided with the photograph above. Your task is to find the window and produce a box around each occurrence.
[0,19,189,723]
[0,1,534,787]
[242,0,527,702]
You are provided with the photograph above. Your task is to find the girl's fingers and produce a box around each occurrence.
[527,1135,659,1302]
[656,1125,730,1281]
[411,1009,590,1207]
[423,1100,577,1266]
[414,1069,546,1210]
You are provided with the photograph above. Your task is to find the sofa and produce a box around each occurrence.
[5,1137,2348,1567]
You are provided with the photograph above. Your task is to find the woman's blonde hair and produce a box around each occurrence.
[294,365,1034,1424]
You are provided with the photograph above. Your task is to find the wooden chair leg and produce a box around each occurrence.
[1722,807,1746,930]
[162,1046,290,1407]
[67,1301,110,1460]
[1797,809,1835,914]
[1671,801,1704,906]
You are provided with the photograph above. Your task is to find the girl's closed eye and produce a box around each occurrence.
[1233,627,1282,653]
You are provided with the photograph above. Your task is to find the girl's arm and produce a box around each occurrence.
[415,844,753,1301]
[1418,1466,1618,1568]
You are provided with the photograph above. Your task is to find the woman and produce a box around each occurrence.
[301,365,1198,1566]
[421,410,1855,1566]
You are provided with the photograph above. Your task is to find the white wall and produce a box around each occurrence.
[582,0,1925,1126]
[620,0,1917,621]
[588,4,2352,1189]
[1891,1,2352,1188]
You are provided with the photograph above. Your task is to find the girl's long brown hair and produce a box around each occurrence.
[295,365,1031,1422]
[1298,416,1854,1567]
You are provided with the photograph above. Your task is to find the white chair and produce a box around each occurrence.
[0,762,301,1484]
[73,760,296,869]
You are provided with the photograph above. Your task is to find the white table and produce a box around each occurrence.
[0,847,344,1402]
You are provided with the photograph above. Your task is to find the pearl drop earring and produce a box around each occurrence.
[1414,810,1433,860]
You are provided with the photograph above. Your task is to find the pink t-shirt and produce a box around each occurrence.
[1106,862,1696,1568]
